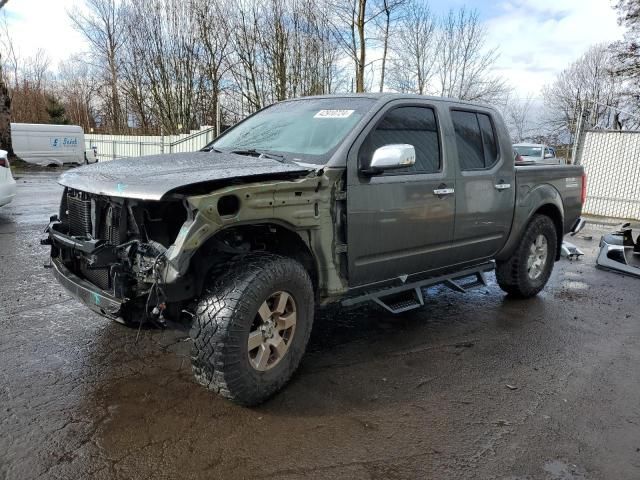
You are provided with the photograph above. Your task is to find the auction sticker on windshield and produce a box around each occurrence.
[314,110,354,119]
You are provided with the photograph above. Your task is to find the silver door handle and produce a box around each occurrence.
[433,188,455,195]
[495,183,511,190]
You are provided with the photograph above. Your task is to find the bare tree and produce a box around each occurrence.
[610,0,640,124]
[69,0,126,132]
[0,61,14,157]
[4,49,53,124]
[0,12,9,154]
[436,8,508,102]
[287,0,343,97]
[193,0,231,129]
[331,0,370,92]
[387,0,437,94]
[375,0,406,92]
[228,0,269,112]
[124,0,203,134]
[503,93,535,142]
[223,0,345,118]
[260,0,289,101]
[57,57,98,131]
[0,13,18,88]
[4,0,517,136]
[612,0,640,82]
[543,44,633,140]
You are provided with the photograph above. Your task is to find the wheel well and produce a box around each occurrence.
[192,223,319,294]
[533,204,563,260]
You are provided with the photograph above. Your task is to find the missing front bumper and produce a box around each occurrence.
[51,257,124,319]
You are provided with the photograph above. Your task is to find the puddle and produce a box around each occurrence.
[543,459,586,479]
[560,280,589,290]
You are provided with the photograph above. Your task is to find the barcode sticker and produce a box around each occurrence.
[314,110,354,119]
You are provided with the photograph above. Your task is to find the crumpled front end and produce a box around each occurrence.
[44,168,348,321]
[43,188,189,320]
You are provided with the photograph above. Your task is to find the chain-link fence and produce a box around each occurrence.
[576,130,640,221]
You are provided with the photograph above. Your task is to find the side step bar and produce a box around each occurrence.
[342,262,494,314]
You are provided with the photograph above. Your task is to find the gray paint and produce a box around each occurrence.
[346,99,456,286]
[57,151,312,200]
[495,164,584,262]
[49,93,584,301]
[344,95,583,287]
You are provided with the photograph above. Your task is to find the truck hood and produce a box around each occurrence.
[58,151,313,200]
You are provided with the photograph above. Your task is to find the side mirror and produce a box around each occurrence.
[363,144,416,175]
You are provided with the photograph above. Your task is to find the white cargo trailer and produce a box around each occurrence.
[11,123,97,166]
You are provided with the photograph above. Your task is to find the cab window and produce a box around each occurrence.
[359,106,441,175]
[451,110,499,170]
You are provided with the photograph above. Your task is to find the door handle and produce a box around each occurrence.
[494,183,511,190]
[433,188,455,195]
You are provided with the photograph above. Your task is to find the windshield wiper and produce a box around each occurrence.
[230,149,286,162]
[201,145,223,153]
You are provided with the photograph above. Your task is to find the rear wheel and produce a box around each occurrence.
[496,214,558,298]
[190,254,314,406]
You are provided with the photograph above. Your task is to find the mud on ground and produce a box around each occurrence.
[1,172,639,479]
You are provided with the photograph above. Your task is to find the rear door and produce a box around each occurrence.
[347,101,456,287]
[448,108,515,264]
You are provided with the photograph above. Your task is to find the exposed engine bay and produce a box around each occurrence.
[44,188,190,319]
[43,182,328,322]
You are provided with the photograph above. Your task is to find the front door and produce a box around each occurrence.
[347,103,456,287]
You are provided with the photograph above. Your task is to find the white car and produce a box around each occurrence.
[513,143,561,165]
[0,149,16,207]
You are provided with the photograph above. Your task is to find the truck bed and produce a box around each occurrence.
[515,164,584,235]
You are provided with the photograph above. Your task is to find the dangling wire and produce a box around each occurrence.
[135,250,168,344]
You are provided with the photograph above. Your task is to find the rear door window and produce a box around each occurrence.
[451,110,500,170]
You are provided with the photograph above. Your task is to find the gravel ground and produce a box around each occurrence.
[1,171,639,480]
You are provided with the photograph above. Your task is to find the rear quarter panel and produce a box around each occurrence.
[496,164,584,261]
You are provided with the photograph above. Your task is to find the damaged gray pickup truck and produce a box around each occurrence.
[44,94,585,405]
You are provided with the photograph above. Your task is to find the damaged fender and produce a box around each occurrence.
[162,168,349,298]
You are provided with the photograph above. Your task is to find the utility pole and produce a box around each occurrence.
[572,102,586,165]
[216,99,220,138]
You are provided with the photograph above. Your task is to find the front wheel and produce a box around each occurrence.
[495,214,558,298]
[190,254,314,406]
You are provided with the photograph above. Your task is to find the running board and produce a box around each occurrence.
[342,262,494,314]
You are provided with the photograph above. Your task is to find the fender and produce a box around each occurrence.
[160,169,349,297]
[496,183,564,262]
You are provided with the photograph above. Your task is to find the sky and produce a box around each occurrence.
[0,0,626,98]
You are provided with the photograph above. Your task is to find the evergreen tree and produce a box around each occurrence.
[45,95,69,125]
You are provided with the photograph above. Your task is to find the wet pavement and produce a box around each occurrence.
[1,171,639,480]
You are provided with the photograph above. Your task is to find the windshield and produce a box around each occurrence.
[211,97,375,164]
[514,146,543,157]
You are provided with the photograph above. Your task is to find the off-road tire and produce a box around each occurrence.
[495,214,558,298]
[190,253,314,406]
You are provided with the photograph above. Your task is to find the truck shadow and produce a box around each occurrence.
[81,279,550,422]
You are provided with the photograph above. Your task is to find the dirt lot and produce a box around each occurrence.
[1,171,639,480]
